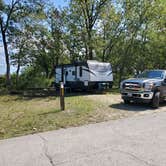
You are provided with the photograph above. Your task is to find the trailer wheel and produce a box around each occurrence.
[109,83,113,89]
[123,99,130,104]
[82,87,87,92]
[151,92,160,108]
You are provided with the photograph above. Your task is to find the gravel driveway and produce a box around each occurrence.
[85,94,166,121]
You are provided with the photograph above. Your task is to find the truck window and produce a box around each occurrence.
[137,70,164,79]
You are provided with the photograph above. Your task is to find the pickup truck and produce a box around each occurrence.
[120,70,166,108]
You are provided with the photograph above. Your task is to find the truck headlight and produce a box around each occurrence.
[144,82,154,91]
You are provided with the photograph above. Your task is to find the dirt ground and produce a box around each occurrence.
[85,94,166,121]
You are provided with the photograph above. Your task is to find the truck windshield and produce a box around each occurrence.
[137,71,164,79]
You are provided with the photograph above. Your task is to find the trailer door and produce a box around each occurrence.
[66,67,76,82]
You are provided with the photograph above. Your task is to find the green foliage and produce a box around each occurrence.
[0,76,8,94]
[0,76,5,88]
[1,0,166,89]
[15,67,53,90]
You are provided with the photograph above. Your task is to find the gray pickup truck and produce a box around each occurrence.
[120,70,166,108]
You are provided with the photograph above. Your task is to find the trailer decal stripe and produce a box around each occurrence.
[82,69,96,76]
[107,71,113,76]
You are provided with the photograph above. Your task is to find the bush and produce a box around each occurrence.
[0,75,6,88]
[16,67,53,90]
[0,76,9,94]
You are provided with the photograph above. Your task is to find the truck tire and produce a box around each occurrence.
[151,92,160,108]
[124,99,130,104]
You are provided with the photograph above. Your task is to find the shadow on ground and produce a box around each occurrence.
[38,110,61,116]
[110,102,166,112]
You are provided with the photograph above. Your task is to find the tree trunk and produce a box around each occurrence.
[89,46,93,60]
[49,56,59,78]
[45,67,49,78]
[16,62,20,89]
[118,67,124,88]
[87,30,93,60]
[1,29,11,87]
[84,42,88,60]
[102,48,106,62]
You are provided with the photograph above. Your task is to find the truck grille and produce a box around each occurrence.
[123,82,142,91]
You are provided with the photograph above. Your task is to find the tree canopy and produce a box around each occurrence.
[0,0,165,89]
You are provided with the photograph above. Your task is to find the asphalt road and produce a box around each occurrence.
[0,111,166,166]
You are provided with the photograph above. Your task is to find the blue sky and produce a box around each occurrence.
[3,0,69,7]
[0,0,68,75]
[52,0,69,8]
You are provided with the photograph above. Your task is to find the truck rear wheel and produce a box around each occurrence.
[151,92,160,108]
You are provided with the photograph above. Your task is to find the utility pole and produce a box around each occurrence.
[60,82,65,110]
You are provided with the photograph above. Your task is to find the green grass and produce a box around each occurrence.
[0,90,127,140]
[107,88,120,94]
[0,95,96,139]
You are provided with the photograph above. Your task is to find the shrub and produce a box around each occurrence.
[16,67,53,90]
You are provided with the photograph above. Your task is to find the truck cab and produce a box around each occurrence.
[120,70,166,108]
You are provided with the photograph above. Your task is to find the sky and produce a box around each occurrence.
[52,0,69,8]
[0,0,68,75]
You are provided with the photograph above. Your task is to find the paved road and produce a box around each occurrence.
[0,111,166,166]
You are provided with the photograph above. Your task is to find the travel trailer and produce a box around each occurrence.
[55,60,113,90]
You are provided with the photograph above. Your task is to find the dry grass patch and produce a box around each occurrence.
[0,95,95,139]
[1,93,165,140]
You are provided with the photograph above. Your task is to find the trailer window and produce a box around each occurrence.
[79,67,82,77]
[72,71,75,75]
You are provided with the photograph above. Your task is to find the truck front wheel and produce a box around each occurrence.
[151,92,160,108]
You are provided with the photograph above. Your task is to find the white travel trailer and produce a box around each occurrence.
[55,60,113,90]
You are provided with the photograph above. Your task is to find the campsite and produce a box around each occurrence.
[0,1,166,165]
[0,0,166,140]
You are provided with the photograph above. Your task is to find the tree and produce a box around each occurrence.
[1,0,165,89]
[68,0,108,60]
[0,0,45,87]
[47,7,65,77]
[29,7,66,78]
[0,0,20,87]
[95,3,124,62]
[10,27,32,87]
[63,5,86,62]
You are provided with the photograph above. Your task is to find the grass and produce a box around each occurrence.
[110,88,120,94]
[0,90,140,140]
[105,88,120,94]
[0,95,98,139]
